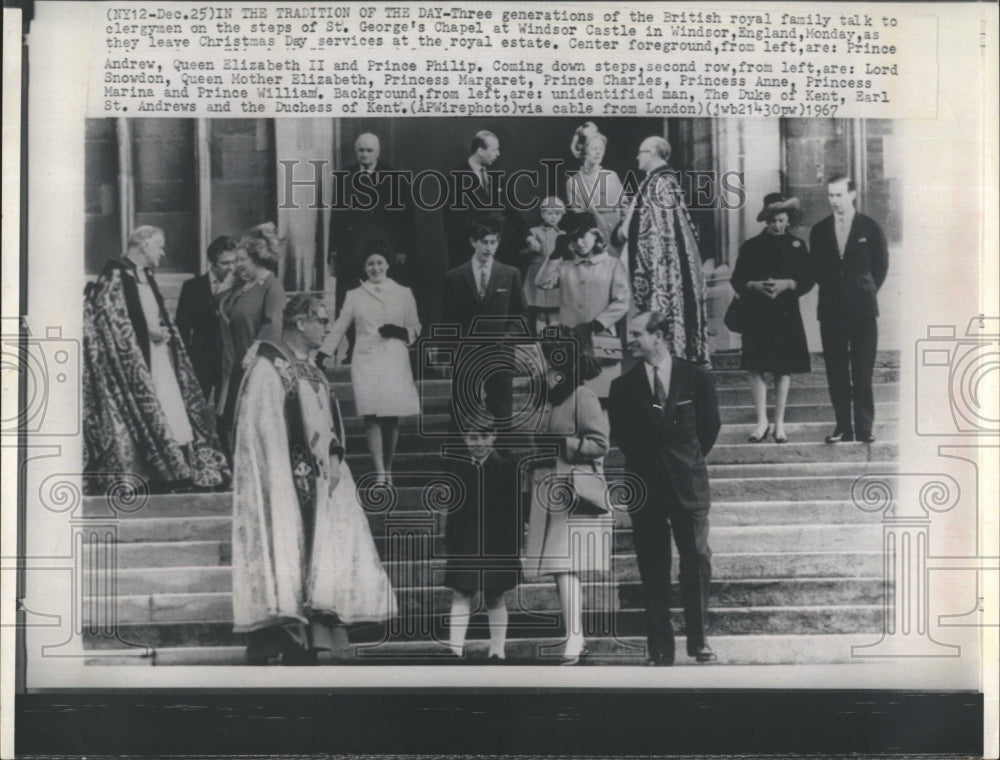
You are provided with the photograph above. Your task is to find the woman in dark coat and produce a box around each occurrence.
[730,194,814,443]
[443,420,523,661]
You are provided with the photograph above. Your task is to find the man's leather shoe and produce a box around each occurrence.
[858,432,876,443]
[825,429,854,443]
[645,653,674,666]
[691,645,717,663]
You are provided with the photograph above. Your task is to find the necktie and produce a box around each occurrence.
[652,366,668,409]
[479,166,489,189]
[836,216,848,259]
[477,265,488,299]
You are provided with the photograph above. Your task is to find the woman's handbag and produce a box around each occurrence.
[724,295,747,334]
[568,462,610,515]
[590,331,623,365]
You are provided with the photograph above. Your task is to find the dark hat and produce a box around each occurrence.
[561,211,604,243]
[756,193,801,223]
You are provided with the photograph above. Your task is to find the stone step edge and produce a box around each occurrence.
[85,603,885,622]
[86,575,885,601]
[82,632,879,665]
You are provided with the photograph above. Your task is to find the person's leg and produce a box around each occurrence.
[773,374,792,441]
[380,417,400,483]
[670,505,713,658]
[748,371,770,440]
[448,591,474,656]
[629,498,674,662]
[820,317,853,438]
[554,572,585,660]
[484,590,509,659]
[363,415,386,482]
[850,317,879,438]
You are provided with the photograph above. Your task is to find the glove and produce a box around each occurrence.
[379,324,409,341]
[572,320,600,347]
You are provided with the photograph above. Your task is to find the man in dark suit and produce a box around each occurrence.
[441,216,527,429]
[607,310,721,665]
[809,175,889,444]
[175,235,237,401]
[330,132,416,363]
[443,130,527,271]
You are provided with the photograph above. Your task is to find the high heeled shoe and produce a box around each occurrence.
[559,644,590,666]
[748,424,772,443]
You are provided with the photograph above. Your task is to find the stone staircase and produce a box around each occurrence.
[82,351,899,666]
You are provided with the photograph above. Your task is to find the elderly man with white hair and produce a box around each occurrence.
[82,225,229,493]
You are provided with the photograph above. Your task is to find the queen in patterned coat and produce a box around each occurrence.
[318,243,421,485]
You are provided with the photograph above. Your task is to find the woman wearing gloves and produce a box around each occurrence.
[318,240,421,485]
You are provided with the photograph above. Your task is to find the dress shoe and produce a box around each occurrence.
[487,654,507,665]
[645,653,674,667]
[748,424,772,443]
[690,644,717,663]
[825,429,854,443]
[858,432,876,443]
[281,647,318,666]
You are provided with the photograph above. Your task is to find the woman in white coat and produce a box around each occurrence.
[319,243,421,484]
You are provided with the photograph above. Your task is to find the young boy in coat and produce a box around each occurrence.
[443,420,523,661]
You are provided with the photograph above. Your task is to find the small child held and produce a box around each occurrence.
[522,197,566,334]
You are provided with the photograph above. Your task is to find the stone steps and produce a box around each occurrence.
[79,351,900,664]
[84,578,883,628]
[104,499,881,544]
[81,474,892,522]
[83,605,883,650]
[331,379,898,406]
[322,350,900,382]
[90,549,883,596]
[82,633,884,666]
[342,441,896,472]
[338,395,898,422]
[91,523,880,568]
[341,416,900,443]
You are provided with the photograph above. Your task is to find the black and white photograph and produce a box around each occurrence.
[3,1,997,756]
[73,114,908,669]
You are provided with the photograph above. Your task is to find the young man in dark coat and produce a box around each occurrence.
[808,175,889,443]
[175,235,237,401]
[440,215,527,430]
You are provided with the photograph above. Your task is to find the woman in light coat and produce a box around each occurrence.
[319,242,421,484]
[525,328,610,664]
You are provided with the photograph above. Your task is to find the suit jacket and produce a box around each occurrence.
[330,162,416,289]
[607,359,720,512]
[442,164,527,270]
[441,260,527,337]
[808,212,888,323]
[175,272,223,392]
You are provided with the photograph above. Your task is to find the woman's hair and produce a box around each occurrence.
[570,122,607,160]
[565,212,606,257]
[541,325,601,405]
[240,222,282,274]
